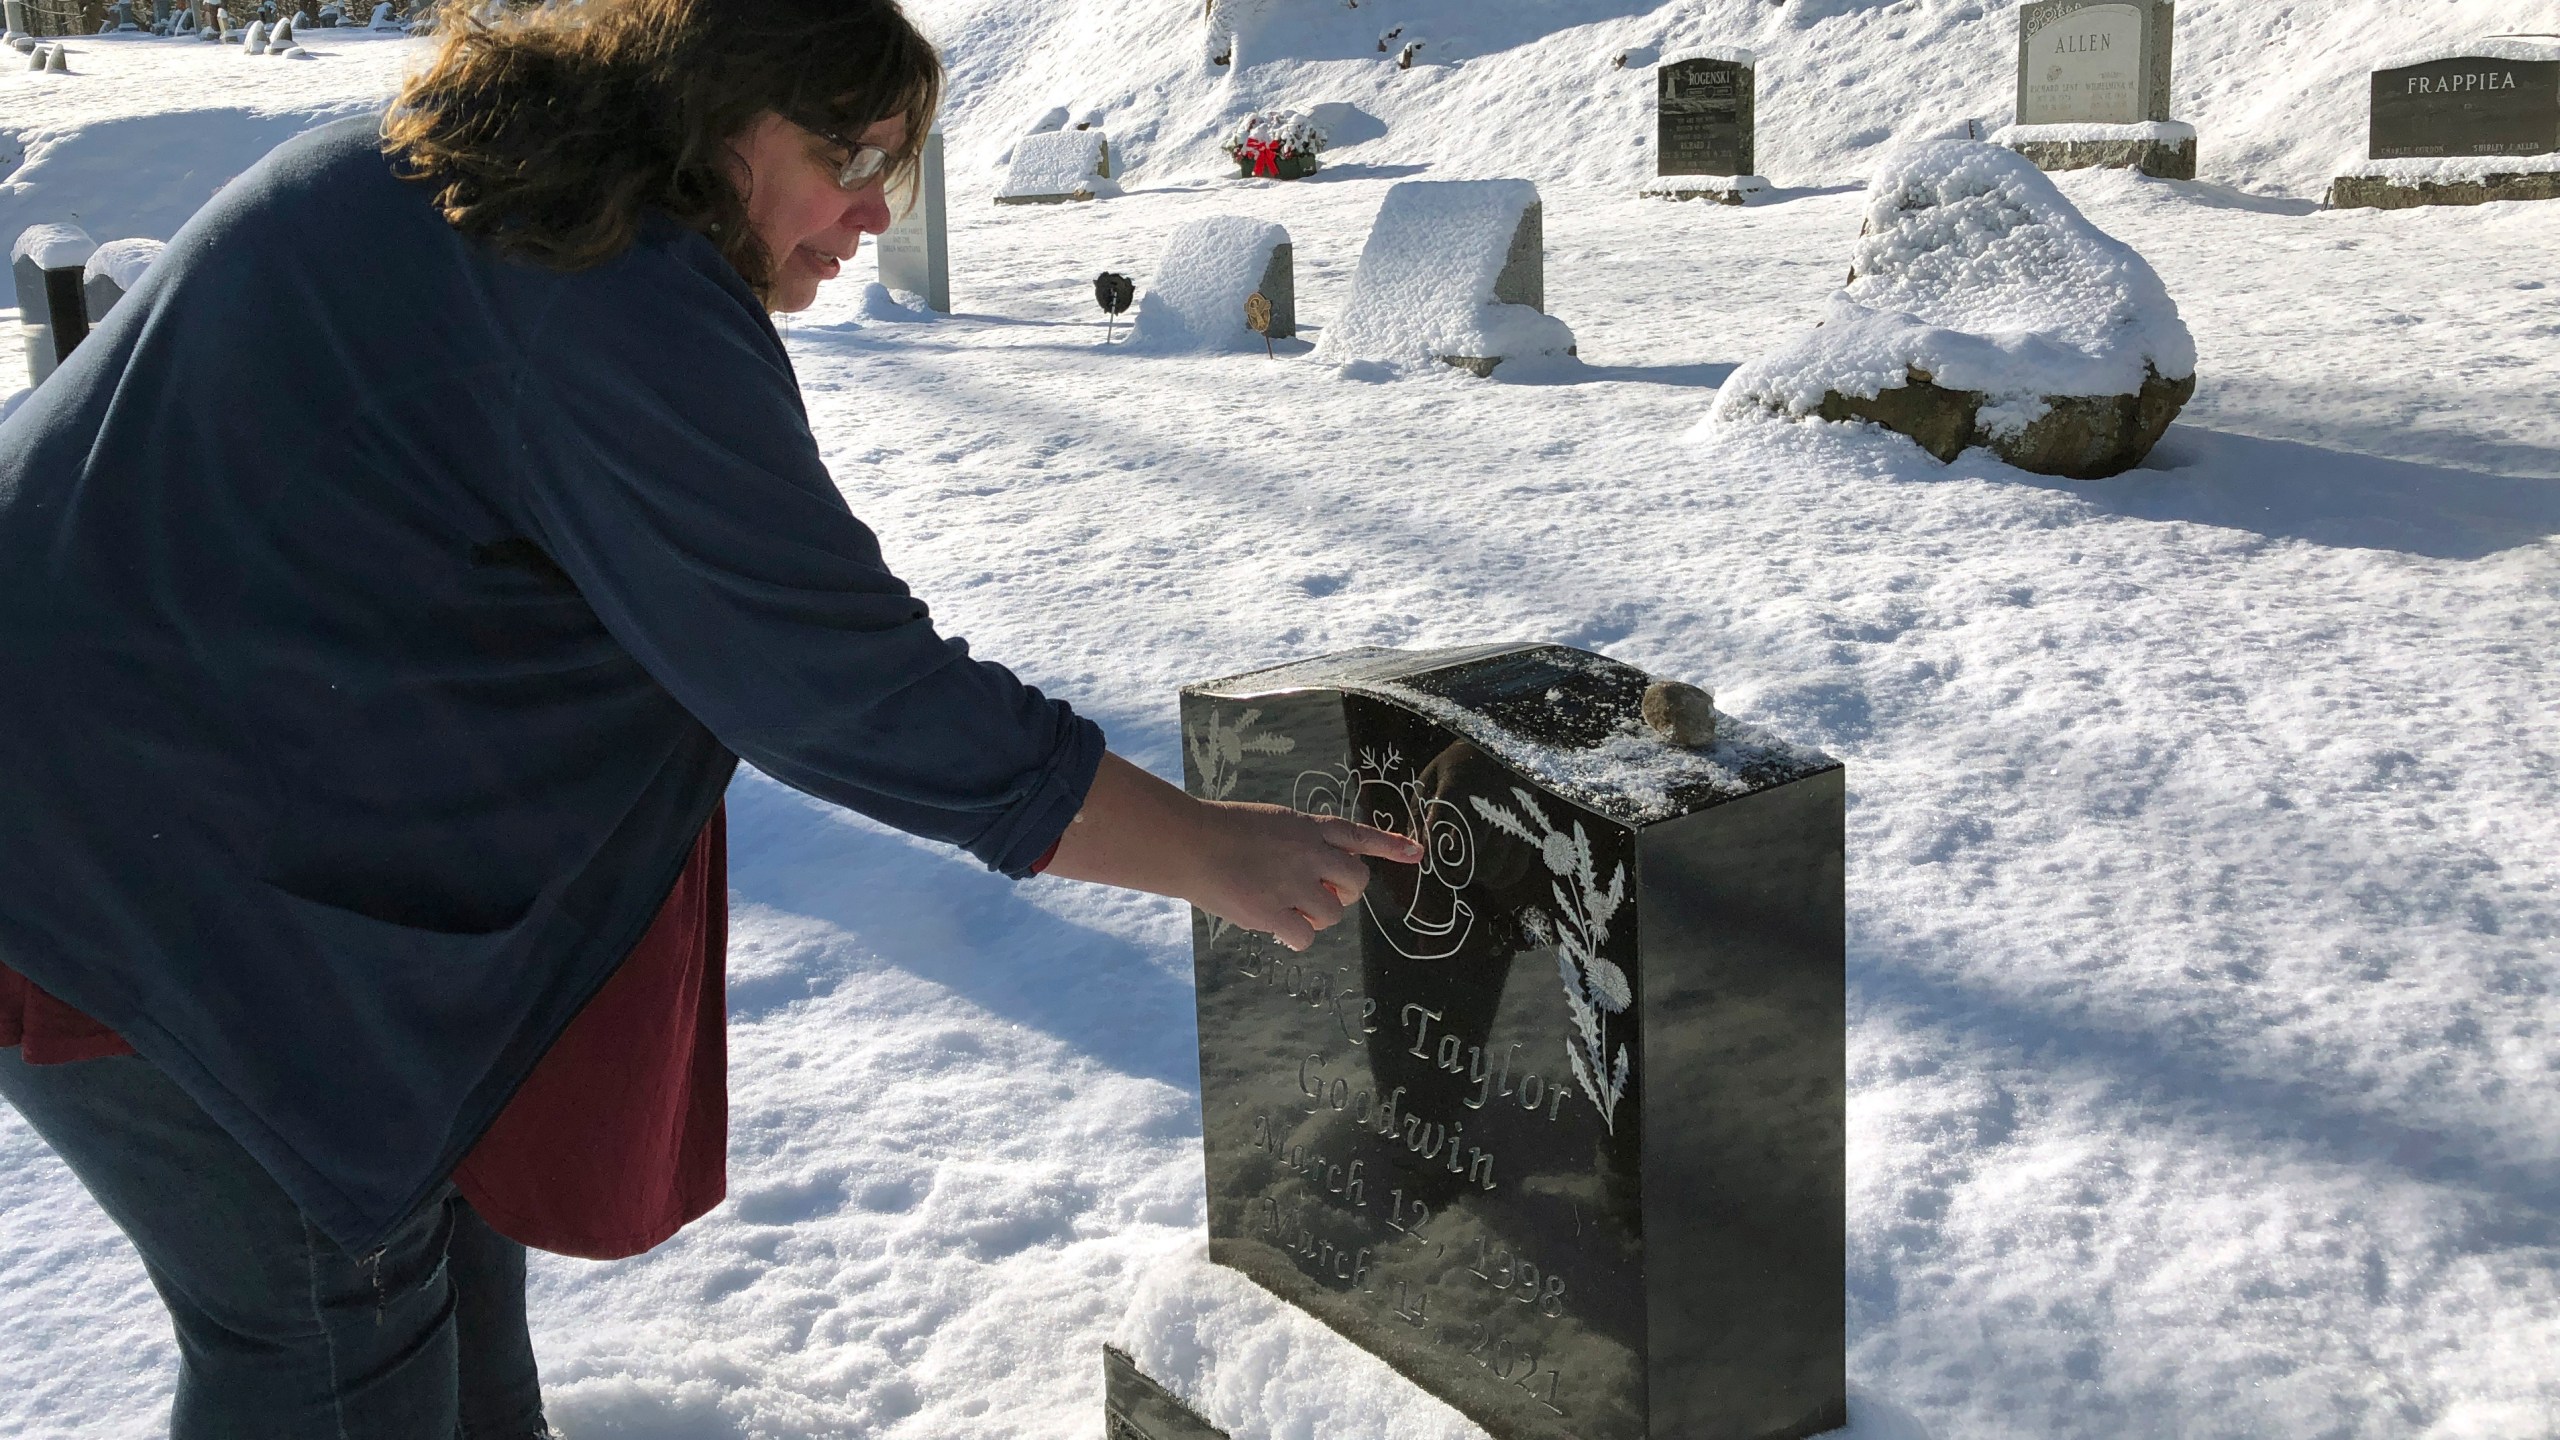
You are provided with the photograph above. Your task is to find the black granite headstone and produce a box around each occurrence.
[1179,643,1845,1440]
[2369,57,2560,160]
[1656,57,1755,177]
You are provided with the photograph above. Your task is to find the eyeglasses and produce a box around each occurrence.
[804,124,894,191]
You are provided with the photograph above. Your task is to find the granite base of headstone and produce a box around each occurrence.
[2325,47,2560,209]
[1994,121,2197,179]
[1103,1345,1231,1440]
[2009,0,2195,178]
[874,128,948,311]
[1127,642,1846,1440]
[13,223,95,389]
[1647,51,1768,203]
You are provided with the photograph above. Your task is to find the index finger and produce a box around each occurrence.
[1320,817,1423,864]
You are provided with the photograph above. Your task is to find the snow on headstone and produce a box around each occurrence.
[1126,215,1293,353]
[241,16,264,50]
[368,1,389,25]
[81,238,163,325]
[13,223,96,389]
[1709,140,2195,478]
[994,128,1117,205]
[1312,178,1575,378]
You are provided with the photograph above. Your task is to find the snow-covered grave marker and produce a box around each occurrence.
[12,223,94,389]
[874,128,947,312]
[0,0,21,40]
[2327,39,2560,210]
[1126,215,1294,352]
[1315,179,1574,379]
[994,127,1117,205]
[81,238,163,326]
[1640,51,1768,204]
[1105,643,1847,1440]
[1711,140,2195,479]
[1993,0,2196,181]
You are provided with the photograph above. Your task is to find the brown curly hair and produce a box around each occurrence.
[383,0,941,305]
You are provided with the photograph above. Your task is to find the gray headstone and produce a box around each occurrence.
[1491,202,1542,315]
[2369,57,2560,160]
[2,0,25,35]
[13,223,95,389]
[2015,0,2175,126]
[873,129,948,312]
[368,1,390,24]
[1253,242,1295,341]
[1655,56,1756,177]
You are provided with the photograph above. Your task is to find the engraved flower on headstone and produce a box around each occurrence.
[1471,786,1633,1132]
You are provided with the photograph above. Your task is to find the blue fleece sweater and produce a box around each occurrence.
[0,117,1105,1248]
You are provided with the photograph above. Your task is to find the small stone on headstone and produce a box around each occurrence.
[1640,679,1717,748]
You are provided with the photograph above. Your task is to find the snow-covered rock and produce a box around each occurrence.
[993,127,1116,204]
[1127,216,1292,353]
[1313,178,1575,377]
[1712,140,2194,477]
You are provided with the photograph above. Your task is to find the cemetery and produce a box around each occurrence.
[1,2,2556,1439]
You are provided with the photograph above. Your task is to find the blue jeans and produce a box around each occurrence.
[0,1047,549,1439]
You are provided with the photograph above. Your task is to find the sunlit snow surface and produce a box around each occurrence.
[4,10,2559,1440]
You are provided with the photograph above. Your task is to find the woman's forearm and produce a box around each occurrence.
[1043,751,1420,951]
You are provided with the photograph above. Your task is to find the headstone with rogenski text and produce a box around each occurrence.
[2014,0,2173,126]
[1156,642,1846,1440]
[2368,54,2560,159]
[1656,54,1755,178]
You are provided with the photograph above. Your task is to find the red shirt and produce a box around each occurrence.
[1,807,731,1262]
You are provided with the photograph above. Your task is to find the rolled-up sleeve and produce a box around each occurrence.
[506,245,1102,878]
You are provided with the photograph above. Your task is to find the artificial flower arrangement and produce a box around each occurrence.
[1225,110,1329,179]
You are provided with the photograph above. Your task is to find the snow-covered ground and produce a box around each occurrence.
[4,5,2557,1438]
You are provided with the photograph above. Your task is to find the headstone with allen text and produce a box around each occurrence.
[1116,642,1847,1440]
[2014,0,2171,125]
[2001,0,2193,179]
[874,128,948,312]
[2329,45,2560,209]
